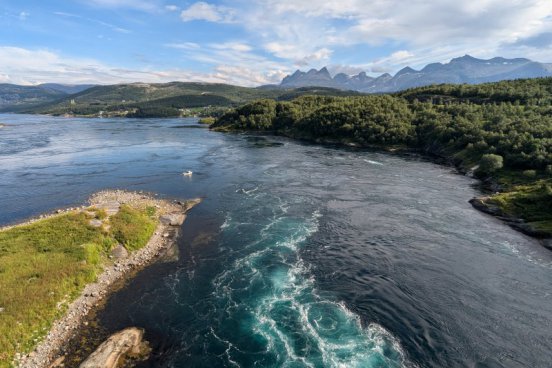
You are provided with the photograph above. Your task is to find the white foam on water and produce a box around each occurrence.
[364,159,384,166]
[213,201,407,367]
[220,214,232,229]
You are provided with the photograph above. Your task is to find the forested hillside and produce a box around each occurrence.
[212,77,552,238]
[7,82,361,117]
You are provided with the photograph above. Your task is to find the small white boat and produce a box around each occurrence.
[182,170,193,177]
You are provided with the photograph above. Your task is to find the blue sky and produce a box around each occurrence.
[1,0,551,85]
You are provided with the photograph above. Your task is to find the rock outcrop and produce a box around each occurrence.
[110,244,129,259]
[79,328,149,368]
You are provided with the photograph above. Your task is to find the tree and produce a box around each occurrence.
[478,154,504,174]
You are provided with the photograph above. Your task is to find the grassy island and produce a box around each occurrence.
[212,77,552,238]
[0,199,156,367]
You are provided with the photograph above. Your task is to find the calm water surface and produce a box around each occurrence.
[1,114,551,367]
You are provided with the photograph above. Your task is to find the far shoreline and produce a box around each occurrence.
[213,127,552,247]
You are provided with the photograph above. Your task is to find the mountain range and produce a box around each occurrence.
[2,55,552,114]
[279,55,552,92]
[0,83,95,108]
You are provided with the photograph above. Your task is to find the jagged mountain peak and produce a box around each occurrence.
[317,67,331,77]
[396,66,417,76]
[450,54,480,63]
[278,55,552,93]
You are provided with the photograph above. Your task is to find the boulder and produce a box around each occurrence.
[160,213,186,226]
[48,355,65,368]
[181,198,202,212]
[97,201,121,216]
[83,210,97,217]
[469,197,503,216]
[79,327,149,368]
[111,244,129,259]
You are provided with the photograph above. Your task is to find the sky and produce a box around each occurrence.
[1,0,552,86]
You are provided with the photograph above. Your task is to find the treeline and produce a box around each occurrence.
[213,78,552,174]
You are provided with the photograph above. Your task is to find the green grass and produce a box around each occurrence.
[198,117,216,125]
[0,205,157,367]
[488,179,552,235]
[110,205,156,251]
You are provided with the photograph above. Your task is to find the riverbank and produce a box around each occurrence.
[1,190,201,368]
[214,126,552,243]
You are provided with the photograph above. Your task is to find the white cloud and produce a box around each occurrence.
[165,5,179,12]
[210,42,252,52]
[0,46,285,86]
[7,1,552,87]
[180,2,235,23]
[182,0,552,75]
[53,11,131,34]
[165,41,289,84]
[165,42,201,50]
[389,50,414,62]
[19,11,30,20]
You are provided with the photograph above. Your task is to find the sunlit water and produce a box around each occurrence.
[1,115,551,367]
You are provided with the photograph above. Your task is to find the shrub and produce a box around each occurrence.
[478,154,504,174]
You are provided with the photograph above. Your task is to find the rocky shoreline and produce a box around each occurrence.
[218,128,552,248]
[469,196,552,250]
[13,190,201,368]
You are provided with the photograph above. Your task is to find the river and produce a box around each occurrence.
[1,114,551,367]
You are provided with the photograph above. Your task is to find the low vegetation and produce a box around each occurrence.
[212,77,552,236]
[0,205,157,367]
[110,205,156,251]
[487,180,552,235]
[198,117,216,125]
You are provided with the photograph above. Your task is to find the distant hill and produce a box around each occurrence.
[0,83,95,109]
[279,55,552,92]
[0,84,66,108]
[38,83,96,94]
[4,82,362,117]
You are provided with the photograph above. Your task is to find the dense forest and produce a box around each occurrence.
[212,77,552,238]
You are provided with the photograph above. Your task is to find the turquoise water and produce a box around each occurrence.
[1,115,551,367]
[210,194,404,367]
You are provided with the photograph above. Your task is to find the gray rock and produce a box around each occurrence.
[111,244,129,259]
[83,210,96,217]
[97,201,120,216]
[89,219,103,228]
[160,213,185,226]
[79,327,149,368]
[181,198,202,212]
[469,197,503,216]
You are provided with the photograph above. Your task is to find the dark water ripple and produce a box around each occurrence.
[1,114,551,367]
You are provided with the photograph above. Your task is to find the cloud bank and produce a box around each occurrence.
[3,0,552,85]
